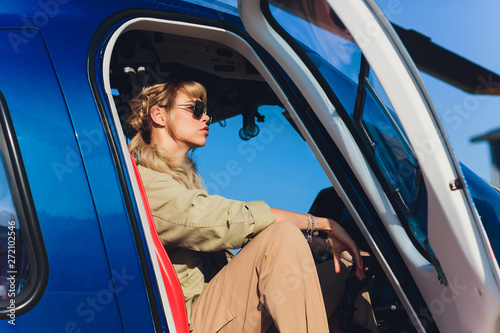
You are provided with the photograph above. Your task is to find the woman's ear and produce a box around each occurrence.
[150,105,167,126]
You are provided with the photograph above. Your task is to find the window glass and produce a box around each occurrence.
[367,70,407,140]
[461,163,500,268]
[268,0,428,249]
[363,70,427,244]
[360,79,420,212]
[269,1,361,80]
[269,0,362,114]
[0,95,43,317]
[0,154,29,301]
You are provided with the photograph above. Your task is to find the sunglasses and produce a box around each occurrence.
[159,100,211,122]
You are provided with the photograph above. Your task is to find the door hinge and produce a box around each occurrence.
[424,239,448,286]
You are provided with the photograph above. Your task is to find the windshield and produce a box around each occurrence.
[461,163,500,267]
[269,0,428,250]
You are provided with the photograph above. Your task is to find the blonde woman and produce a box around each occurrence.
[128,81,377,332]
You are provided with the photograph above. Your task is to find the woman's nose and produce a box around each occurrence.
[201,112,211,124]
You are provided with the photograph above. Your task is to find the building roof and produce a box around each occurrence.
[471,127,500,142]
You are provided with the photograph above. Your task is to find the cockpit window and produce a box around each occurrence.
[357,67,422,215]
[268,0,428,250]
[0,156,29,300]
[0,93,46,319]
[269,0,361,81]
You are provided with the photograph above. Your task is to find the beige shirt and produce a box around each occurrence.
[138,165,276,321]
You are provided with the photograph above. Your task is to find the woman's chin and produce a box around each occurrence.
[191,140,207,149]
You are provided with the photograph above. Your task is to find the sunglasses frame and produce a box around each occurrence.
[159,100,211,123]
[177,100,207,119]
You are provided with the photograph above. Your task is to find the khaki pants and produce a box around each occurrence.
[191,221,377,332]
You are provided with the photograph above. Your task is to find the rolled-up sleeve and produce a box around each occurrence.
[138,166,276,252]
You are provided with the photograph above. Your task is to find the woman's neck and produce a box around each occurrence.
[150,128,189,159]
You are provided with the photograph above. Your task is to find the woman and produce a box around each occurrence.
[127,81,377,332]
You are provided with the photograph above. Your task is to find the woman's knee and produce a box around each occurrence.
[245,221,312,267]
[259,221,314,262]
[266,221,307,244]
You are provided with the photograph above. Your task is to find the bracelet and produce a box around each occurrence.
[305,214,320,243]
[312,215,319,237]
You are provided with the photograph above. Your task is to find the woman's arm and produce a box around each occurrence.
[270,208,365,280]
[141,166,276,251]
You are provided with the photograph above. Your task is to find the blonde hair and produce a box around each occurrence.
[127,81,207,189]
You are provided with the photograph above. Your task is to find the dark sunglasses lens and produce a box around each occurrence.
[193,100,205,118]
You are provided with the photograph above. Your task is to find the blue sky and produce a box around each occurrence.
[375,0,500,182]
[196,107,331,213]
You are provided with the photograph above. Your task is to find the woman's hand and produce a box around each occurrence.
[269,208,365,280]
[326,218,365,280]
[340,250,371,263]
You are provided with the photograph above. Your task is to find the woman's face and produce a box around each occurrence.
[170,90,210,151]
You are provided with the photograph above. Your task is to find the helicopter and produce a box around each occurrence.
[1,0,500,332]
